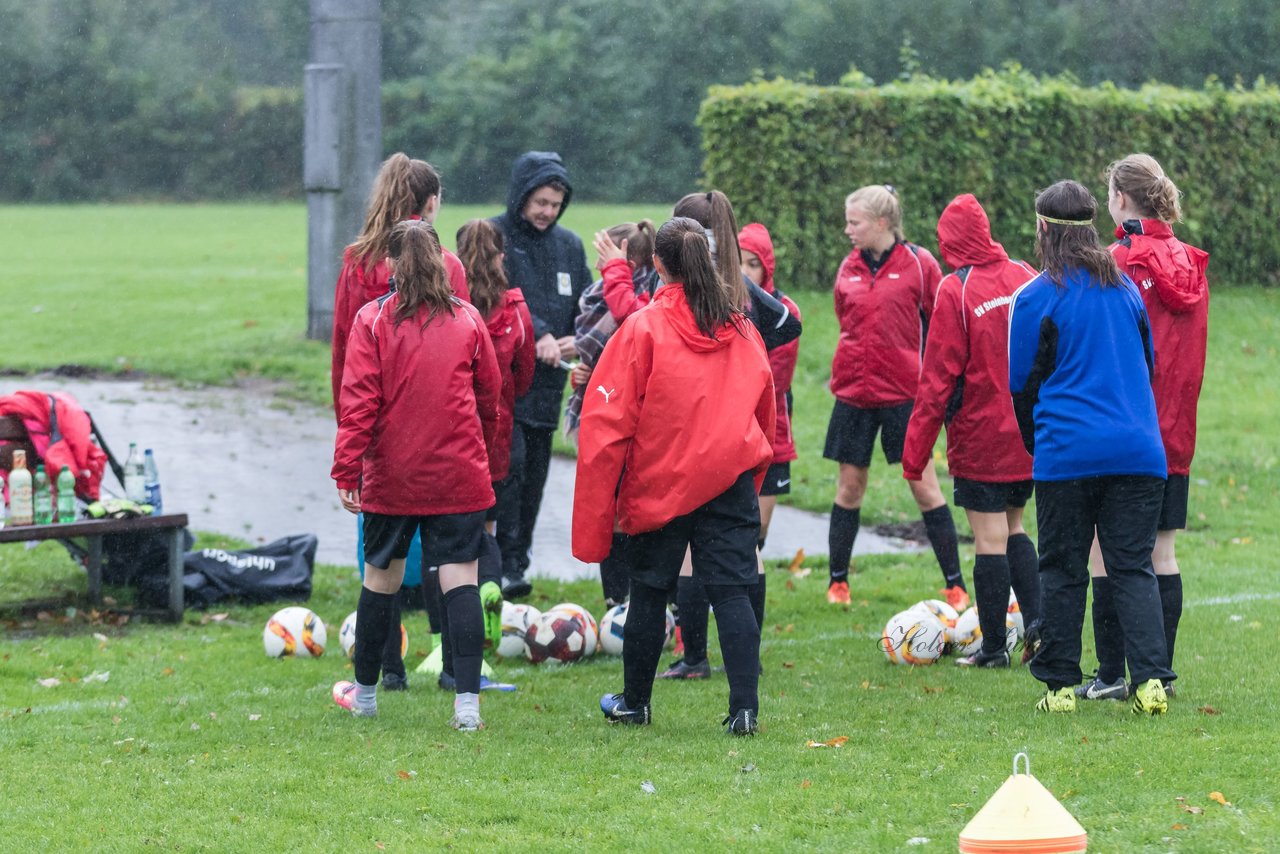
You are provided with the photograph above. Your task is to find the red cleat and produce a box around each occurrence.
[942,586,970,611]
[827,580,851,605]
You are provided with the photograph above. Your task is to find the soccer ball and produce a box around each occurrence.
[911,599,960,635]
[263,606,327,658]
[881,609,943,665]
[336,610,406,660]
[547,602,598,656]
[1007,592,1025,639]
[950,607,1017,657]
[664,607,677,647]
[498,602,541,659]
[525,611,588,664]
[599,603,628,656]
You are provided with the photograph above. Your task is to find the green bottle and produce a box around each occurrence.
[56,466,76,523]
[33,464,53,525]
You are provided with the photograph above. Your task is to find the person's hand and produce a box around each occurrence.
[570,362,592,390]
[535,333,560,365]
[338,487,361,514]
[593,231,628,271]
[556,335,578,359]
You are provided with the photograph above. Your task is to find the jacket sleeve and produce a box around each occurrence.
[468,308,503,471]
[512,298,537,398]
[1007,286,1055,456]
[330,260,359,421]
[572,321,651,563]
[748,278,802,350]
[902,279,965,480]
[332,308,382,490]
[600,258,649,321]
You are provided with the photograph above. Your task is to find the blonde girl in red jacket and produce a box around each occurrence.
[574,216,775,736]
[1077,154,1209,701]
[825,185,966,609]
[331,220,501,730]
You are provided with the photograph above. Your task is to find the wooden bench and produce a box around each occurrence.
[0,513,189,621]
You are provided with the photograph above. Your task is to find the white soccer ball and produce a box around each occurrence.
[525,611,588,664]
[951,607,1017,657]
[263,606,327,658]
[498,602,541,659]
[335,609,406,660]
[1007,592,1025,639]
[664,607,677,647]
[912,599,960,636]
[547,602,598,656]
[881,609,944,665]
[599,603,628,656]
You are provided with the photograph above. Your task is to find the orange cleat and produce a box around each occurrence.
[671,625,685,658]
[827,580,851,605]
[942,585,970,611]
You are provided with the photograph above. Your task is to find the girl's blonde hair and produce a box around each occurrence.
[349,153,441,270]
[845,184,904,242]
[388,220,454,325]
[1105,153,1182,223]
[456,219,508,320]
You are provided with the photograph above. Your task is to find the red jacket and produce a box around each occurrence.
[1110,220,1209,475]
[333,295,500,515]
[739,223,801,464]
[902,194,1035,482]
[484,288,536,482]
[0,390,108,501]
[572,284,776,563]
[330,237,469,417]
[831,241,942,407]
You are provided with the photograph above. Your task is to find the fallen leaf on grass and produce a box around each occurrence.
[640,781,656,794]
[741,763,756,773]
[806,736,849,749]
[93,632,109,643]
[161,667,175,677]
[787,549,806,573]
[248,714,261,721]
[190,723,201,731]
[922,685,945,694]
[1172,823,1189,830]
[396,770,415,781]
[83,670,110,683]
[199,613,230,625]
[782,662,795,669]
[37,678,60,688]
[1178,804,1205,815]
[1209,791,1231,806]
[1198,705,1220,715]
[800,780,811,789]
[785,579,795,591]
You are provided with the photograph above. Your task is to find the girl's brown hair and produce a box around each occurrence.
[388,220,454,325]
[672,191,749,311]
[1034,180,1122,288]
[606,219,657,270]
[349,153,441,270]
[1105,153,1182,223]
[845,184,905,242]
[456,219,508,319]
[655,216,744,338]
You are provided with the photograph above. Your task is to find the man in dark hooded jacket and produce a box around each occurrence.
[490,151,593,597]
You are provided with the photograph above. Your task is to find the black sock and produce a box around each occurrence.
[423,568,442,635]
[623,580,670,708]
[922,505,964,589]
[478,532,503,588]
[599,533,632,607]
[676,576,710,665]
[972,554,1012,655]
[757,536,766,551]
[828,504,860,582]
[748,573,766,633]
[443,585,484,694]
[1006,532,1041,630]
[439,582,454,679]
[1091,576,1126,683]
[705,584,760,715]
[353,586,395,687]
[1157,573,1183,671]
[380,592,406,678]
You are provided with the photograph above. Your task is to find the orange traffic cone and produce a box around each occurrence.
[959,753,1087,853]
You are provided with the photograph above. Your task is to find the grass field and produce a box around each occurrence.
[2,204,1279,850]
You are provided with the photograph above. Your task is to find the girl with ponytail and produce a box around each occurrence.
[573,217,775,736]
[331,219,502,730]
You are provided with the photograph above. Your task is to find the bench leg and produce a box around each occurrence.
[86,536,103,608]
[167,528,184,622]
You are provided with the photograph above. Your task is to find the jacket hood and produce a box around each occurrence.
[504,151,573,226]
[737,223,776,293]
[1117,219,1209,311]
[937,194,1008,269]
[654,284,752,353]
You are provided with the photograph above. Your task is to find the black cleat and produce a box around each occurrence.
[723,709,758,736]
[501,571,533,599]
[381,672,408,691]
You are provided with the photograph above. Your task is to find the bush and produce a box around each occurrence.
[699,66,1280,287]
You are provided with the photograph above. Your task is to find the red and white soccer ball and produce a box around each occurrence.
[498,602,541,659]
[881,609,946,665]
[263,606,327,658]
[547,602,598,657]
[336,609,407,660]
[525,611,589,664]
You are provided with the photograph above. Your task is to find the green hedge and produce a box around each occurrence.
[699,67,1280,288]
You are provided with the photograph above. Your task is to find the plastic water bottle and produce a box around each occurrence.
[8,449,33,526]
[143,448,162,514]
[56,465,76,523]
[33,464,53,525]
[124,442,146,503]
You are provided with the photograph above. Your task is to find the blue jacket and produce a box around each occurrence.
[1007,269,1166,481]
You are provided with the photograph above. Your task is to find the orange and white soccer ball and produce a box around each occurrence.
[263,606,327,658]
[950,607,1017,657]
[881,609,946,665]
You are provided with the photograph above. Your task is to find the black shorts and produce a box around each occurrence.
[627,470,761,591]
[823,400,913,467]
[1158,474,1189,530]
[759,461,792,496]
[362,510,486,570]
[953,478,1035,513]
